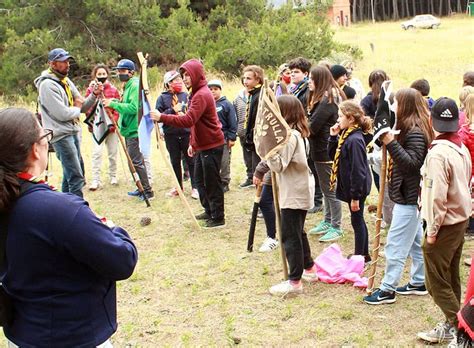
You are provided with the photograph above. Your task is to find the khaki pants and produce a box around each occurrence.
[91,132,118,182]
[423,220,467,325]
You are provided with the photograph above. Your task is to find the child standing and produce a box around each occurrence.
[410,78,435,110]
[417,97,472,344]
[208,79,237,193]
[85,64,120,191]
[267,95,317,296]
[328,101,373,262]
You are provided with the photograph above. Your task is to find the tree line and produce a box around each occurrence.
[351,0,471,22]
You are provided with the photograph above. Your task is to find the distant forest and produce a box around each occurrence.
[350,0,472,21]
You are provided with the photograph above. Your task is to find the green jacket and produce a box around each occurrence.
[109,77,139,139]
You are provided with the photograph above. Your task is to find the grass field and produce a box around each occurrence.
[1,15,474,347]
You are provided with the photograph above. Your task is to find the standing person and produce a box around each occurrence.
[239,65,264,189]
[155,70,198,199]
[363,88,433,305]
[208,79,237,193]
[0,108,138,347]
[330,64,357,100]
[273,63,291,97]
[459,86,474,128]
[306,66,345,242]
[417,98,472,344]
[410,78,435,110]
[34,48,101,198]
[288,57,311,108]
[267,95,317,296]
[104,59,154,201]
[86,64,120,191]
[328,101,373,262]
[233,84,251,186]
[341,60,365,103]
[463,71,474,87]
[150,59,226,228]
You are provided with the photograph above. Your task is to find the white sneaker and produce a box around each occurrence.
[302,266,318,283]
[269,280,303,296]
[258,237,278,252]
[417,322,456,343]
[110,177,118,185]
[191,188,199,200]
[89,180,101,191]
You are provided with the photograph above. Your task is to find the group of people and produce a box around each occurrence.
[0,45,473,346]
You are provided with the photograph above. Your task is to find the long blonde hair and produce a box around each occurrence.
[464,94,474,125]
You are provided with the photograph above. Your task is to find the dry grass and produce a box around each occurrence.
[1,15,474,347]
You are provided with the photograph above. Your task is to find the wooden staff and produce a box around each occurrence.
[247,183,263,252]
[105,107,151,208]
[366,144,387,294]
[271,171,289,280]
[136,52,200,230]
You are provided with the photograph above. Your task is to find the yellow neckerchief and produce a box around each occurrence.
[244,84,262,129]
[49,68,73,107]
[329,125,360,191]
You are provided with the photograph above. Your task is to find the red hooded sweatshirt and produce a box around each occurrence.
[159,59,224,152]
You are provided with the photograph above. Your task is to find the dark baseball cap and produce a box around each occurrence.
[48,48,72,62]
[431,97,459,133]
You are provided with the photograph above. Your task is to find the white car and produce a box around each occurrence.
[401,15,441,30]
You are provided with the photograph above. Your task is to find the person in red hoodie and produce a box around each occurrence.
[85,64,121,191]
[150,59,226,228]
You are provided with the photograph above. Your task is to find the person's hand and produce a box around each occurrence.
[381,131,394,145]
[228,140,236,148]
[150,109,161,122]
[172,103,182,113]
[187,145,195,157]
[103,98,112,108]
[350,199,360,212]
[92,82,104,97]
[426,235,437,245]
[330,122,341,136]
[253,176,262,186]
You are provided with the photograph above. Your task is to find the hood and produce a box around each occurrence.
[353,128,373,146]
[179,59,207,92]
[34,70,61,89]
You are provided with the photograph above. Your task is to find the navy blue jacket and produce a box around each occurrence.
[3,184,138,347]
[360,92,377,119]
[215,96,237,141]
[328,129,372,202]
[155,91,190,136]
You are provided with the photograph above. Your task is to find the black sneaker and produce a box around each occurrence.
[223,185,230,193]
[308,204,323,214]
[395,283,428,296]
[195,212,211,220]
[138,191,155,201]
[239,178,253,188]
[363,288,396,305]
[204,219,226,229]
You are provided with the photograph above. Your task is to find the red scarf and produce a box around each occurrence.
[430,132,462,149]
[16,172,56,190]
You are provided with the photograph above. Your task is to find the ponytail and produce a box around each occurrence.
[338,100,373,133]
[0,166,20,213]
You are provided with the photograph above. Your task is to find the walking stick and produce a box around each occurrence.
[247,183,263,252]
[105,108,151,208]
[271,171,289,280]
[366,144,387,294]
[153,126,201,230]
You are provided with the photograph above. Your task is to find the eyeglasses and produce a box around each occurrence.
[38,129,53,143]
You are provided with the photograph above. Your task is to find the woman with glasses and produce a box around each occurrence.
[0,108,138,347]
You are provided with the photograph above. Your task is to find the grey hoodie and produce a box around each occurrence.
[34,70,96,142]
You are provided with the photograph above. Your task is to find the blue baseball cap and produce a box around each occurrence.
[112,59,135,71]
[48,48,72,62]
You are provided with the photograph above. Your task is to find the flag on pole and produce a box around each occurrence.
[84,100,114,145]
[373,80,397,142]
[137,56,154,157]
[253,81,292,159]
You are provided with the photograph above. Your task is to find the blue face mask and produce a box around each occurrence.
[118,74,130,82]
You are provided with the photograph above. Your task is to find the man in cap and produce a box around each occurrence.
[150,59,226,228]
[103,59,154,201]
[417,97,472,344]
[330,64,356,100]
[34,48,102,197]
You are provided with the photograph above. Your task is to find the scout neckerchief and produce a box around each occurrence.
[290,79,308,98]
[244,84,262,129]
[48,68,74,107]
[329,125,360,191]
[16,172,56,191]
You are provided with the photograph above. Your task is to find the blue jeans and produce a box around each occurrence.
[380,203,424,292]
[53,134,85,198]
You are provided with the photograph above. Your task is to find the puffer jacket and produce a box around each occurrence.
[386,128,428,205]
